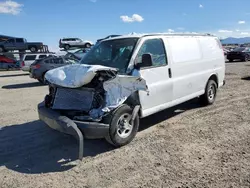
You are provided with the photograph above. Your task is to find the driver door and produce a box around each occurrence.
[133,38,173,117]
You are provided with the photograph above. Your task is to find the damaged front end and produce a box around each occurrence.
[38,64,147,159]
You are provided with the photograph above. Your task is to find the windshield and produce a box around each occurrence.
[80,38,138,73]
[233,47,246,52]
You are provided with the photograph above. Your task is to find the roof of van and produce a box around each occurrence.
[102,32,215,41]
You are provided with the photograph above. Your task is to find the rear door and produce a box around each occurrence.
[133,37,173,117]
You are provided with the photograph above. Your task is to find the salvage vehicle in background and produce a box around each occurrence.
[21,53,52,71]
[226,47,250,62]
[64,48,90,60]
[29,55,79,84]
[96,35,122,45]
[59,38,93,50]
[0,38,43,53]
[0,55,19,70]
[38,33,225,158]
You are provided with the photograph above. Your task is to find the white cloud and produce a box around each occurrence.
[238,20,246,24]
[89,0,97,2]
[241,32,249,35]
[218,30,233,33]
[120,14,144,23]
[167,29,175,33]
[236,29,240,32]
[0,0,23,15]
[199,4,203,8]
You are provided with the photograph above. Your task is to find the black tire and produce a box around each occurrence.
[242,55,248,62]
[38,78,44,84]
[30,46,37,52]
[38,72,47,84]
[200,80,217,106]
[64,44,70,50]
[228,59,233,62]
[85,43,91,48]
[0,46,4,53]
[104,105,140,147]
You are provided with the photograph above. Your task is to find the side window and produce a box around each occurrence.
[16,38,24,43]
[24,55,36,61]
[45,59,50,64]
[38,55,47,59]
[58,58,64,64]
[136,38,167,68]
[7,39,15,43]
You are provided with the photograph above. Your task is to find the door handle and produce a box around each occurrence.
[168,68,172,78]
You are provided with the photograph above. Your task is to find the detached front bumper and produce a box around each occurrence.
[38,102,110,159]
[38,102,109,139]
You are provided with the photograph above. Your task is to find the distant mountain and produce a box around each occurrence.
[221,37,250,44]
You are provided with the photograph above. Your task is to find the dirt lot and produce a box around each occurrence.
[0,62,250,188]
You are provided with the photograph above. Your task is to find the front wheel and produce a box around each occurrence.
[105,105,140,147]
[242,55,248,62]
[200,80,217,106]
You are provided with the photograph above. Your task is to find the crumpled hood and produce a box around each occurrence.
[45,64,117,88]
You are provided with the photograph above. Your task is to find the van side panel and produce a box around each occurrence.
[164,37,205,101]
[135,35,225,118]
[164,36,225,103]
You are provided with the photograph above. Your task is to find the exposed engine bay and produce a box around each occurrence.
[44,64,148,122]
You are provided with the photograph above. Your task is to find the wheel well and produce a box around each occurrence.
[123,91,142,117]
[208,74,218,87]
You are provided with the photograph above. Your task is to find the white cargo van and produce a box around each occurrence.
[38,33,225,157]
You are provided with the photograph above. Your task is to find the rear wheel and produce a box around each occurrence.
[85,43,91,48]
[30,46,37,52]
[38,72,47,84]
[105,105,139,147]
[64,44,70,50]
[38,78,44,84]
[200,80,217,106]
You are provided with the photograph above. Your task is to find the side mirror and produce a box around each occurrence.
[135,53,153,69]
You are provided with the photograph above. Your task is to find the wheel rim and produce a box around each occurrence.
[208,84,215,100]
[86,44,90,48]
[31,47,35,51]
[117,113,133,138]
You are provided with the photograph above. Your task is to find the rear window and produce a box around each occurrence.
[24,55,36,61]
[38,55,47,59]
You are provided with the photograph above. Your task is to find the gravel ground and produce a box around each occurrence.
[0,62,250,188]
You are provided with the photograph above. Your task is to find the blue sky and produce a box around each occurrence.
[1,0,250,51]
